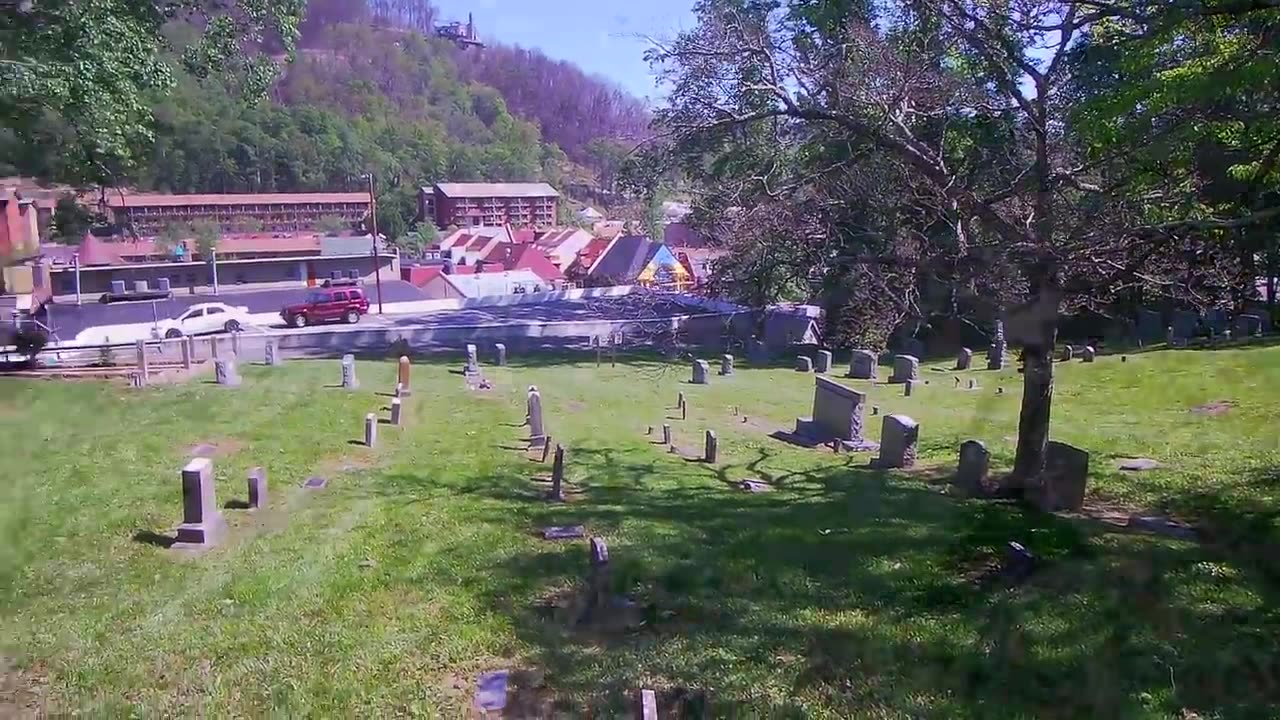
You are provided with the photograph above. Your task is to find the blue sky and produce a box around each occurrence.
[431,0,696,102]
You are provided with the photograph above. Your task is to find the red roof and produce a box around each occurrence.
[481,242,564,282]
[76,232,333,265]
[465,235,493,251]
[511,228,538,244]
[571,237,611,274]
[106,192,369,208]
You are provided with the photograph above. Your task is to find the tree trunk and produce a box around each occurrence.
[1013,339,1055,482]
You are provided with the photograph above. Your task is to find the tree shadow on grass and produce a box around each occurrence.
[366,441,1280,717]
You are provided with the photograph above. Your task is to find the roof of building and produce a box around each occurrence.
[436,269,551,297]
[534,227,592,250]
[577,206,604,219]
[482,242,564,282]
[589,235,662,281]
[104,192,370,208]
[592,220,626,241]
[432,182,560,199]
[70,232,369,266]
[439,226,511,250]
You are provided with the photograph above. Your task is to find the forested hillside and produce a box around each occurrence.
[0,0,649,241]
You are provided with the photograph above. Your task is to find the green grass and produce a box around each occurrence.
[2,345,1280,717]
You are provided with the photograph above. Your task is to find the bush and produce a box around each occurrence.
[13,326,48,359]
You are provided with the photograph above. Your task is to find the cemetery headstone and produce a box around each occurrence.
[231,331,242,357]
[397,355,411,395]
[955,348,972,370]
[639,689,658,720]
[987,320,1007,370]
[677,392,686,410]
[128,371,145,389]
[180,336,193,370]
[968,379,978,390]
[815,350,833,374]
[954,440,989,496]
[394,382,403,398]
[210,334,220,359]
[527,386,546,445]
[587,537,611,615]
[134,340,149,386]
[303,476,327,490]
[264,338,282,366]
[704,430,718,463]
[542,525,585,540]
[1236,314,1264,337]
[390,398,403,426]
[903,380,915,397]
[541,436,553,463]
[889,354,920,384]
[173,457,228,549]
[796,356,814,372]
[720,354,735,376]
[795,376,880,451]
[465,343,478,373]
[1026,441,1089,512]
[214,356,241,387]
[247,467,267,509]
[475,671,509,714]
[692,359,710,384]
[662,424,672,445]
[848,349,877,379]
[341,354,359,389]
[1061,345,1074,362]
[1003,542,1036,583]
[549,445,565,501]
[364,413,377,447]
[874,414,919,468]
[494,343,507,367]
[1082,346,1096,363]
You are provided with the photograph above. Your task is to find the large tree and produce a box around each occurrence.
[650,0,1280,482]
[0,0,306,184]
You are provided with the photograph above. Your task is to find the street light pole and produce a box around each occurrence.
[365,172,384,314]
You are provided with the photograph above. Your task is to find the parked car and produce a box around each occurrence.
[280,283,370,328]
[156,302,253,338]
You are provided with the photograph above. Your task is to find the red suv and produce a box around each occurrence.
[281,282,370,328]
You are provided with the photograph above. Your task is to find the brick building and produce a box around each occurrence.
[418,183,559,229]
[105,192,371,235]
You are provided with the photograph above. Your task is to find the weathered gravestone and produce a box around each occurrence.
[987,320,1007,370]
[364,413,377,447]
[214,356,241,387]
[704,430,718,463]
[475,671,509,714]
[264,338,282,367]
[542,525,585,540]
[527,386,546,445]
[181,336,195,370]
[397,355,411,395]
[209,334,220,359]
[1081,346,1096,363]
[955,348,972,370]
[341,354,359,389]
[720,354,734,376]
[638,689,658,720]
[889,354,919,384]
[814,350,833,374]
[549,445,566,501]
[692,359,710,384]
[390,398,403,426]
[128,371,145,389]
[173,457,228,549]
[494,343,507,367]
[796,356,813,372]
[793,376,879,451]
[954,440,989,497]
[662,424,672,445]
[247,467,267,510]
[873,414,919,469]
[1026,441,1089,512]
[586,537,611,618]
[134,340,149,386]
[1236,314,1264,337]
[1060,345,1074,362]
[848,349,877,379]
[231,331,243,358]
[465,343,479,373]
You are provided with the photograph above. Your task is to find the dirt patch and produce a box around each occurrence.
[0,656,48,718]
[314,451,377,477]
[1191,400,1236,416]
[564,400,588,414]
[186,438,244,459]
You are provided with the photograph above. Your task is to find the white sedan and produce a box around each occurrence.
[156,302,253,338]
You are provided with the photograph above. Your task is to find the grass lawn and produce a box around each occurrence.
[2,345,1280,717]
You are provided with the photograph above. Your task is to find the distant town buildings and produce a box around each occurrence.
[1,187,41,259]
[418,183,559,229]
[104,192,371,235]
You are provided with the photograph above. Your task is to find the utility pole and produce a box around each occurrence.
[364,172,384,314]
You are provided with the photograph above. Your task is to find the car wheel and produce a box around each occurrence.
[164,328,182,339]
[225,319,242,333]
[345,310,360,324]
[292,314,308,328]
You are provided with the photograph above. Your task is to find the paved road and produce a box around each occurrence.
[40,281,427,340]
[362,296,699,330]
